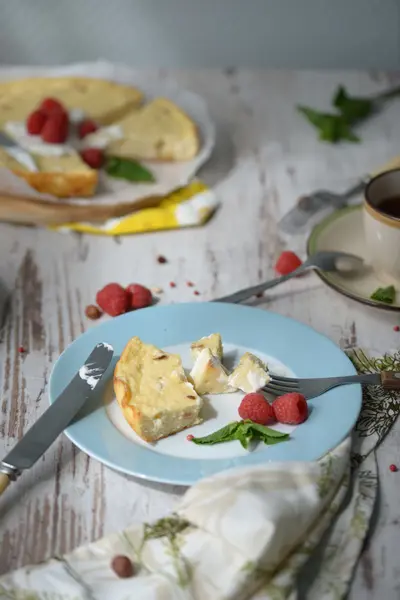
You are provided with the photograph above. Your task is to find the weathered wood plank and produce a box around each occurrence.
[0,69,399,597]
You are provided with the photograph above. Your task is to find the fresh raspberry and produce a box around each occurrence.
[238,393,275,425]
[40,97,65,115]
[96,284,129,317]
[80,148,104,169]
[272,393,308,425]
[275,251,303,275]
[26,109,47,135]
[41,111,69,143]
[186,434,194,441]
[394,325,400,332]
[389,464,398,472]
[78,119,98,139]
[125,284,152,310]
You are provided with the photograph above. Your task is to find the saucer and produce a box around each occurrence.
[307,205,400,312]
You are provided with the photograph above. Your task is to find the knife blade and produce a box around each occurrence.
[0,130,38,172]
[0,342,113,492]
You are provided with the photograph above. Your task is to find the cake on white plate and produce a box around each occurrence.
[101,97,200,161]
[114,336,203,442]
[190,333,223,361]
[190,347,236,395]
[228,352,270,393]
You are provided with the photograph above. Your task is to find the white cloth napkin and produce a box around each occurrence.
[1,348,397,599]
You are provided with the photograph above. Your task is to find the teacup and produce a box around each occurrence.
[363,169,400,283]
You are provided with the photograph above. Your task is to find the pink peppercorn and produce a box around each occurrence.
[186,434,194,441]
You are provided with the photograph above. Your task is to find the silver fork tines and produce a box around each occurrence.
[264,372,383,399]
[264,374,300,395]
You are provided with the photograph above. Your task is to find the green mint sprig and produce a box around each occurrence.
[297,84,400,144]
[370,285,396,304]
[105,156,155,183]
[297,106,359,143]
[191,420,289,450]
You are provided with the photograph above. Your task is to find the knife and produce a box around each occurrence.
[0,130,38,172]
[0,342,114,495]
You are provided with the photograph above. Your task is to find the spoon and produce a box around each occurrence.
[216,251,364,304]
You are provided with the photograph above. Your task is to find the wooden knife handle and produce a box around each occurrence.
[0,472,10,495]
[381,372,400,390]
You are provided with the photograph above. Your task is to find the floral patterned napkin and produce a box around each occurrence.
[0,349,398,600]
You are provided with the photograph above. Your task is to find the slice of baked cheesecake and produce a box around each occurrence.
[0,147,97,198]
[114,336,203,442]
[190,333,223,361]
[228,352,270,393]
[190,348,235,395]
[102,97,199,161]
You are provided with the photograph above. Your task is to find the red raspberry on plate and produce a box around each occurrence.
[126,284,153,309]
[80,148,104,169]
[40,97,66,115]
[272,392,308,425]
[41,111,69,143]
[96,283,129,317]
[275,251,302,275]
[78,119,98,139]
[26,109,47,135]
[238,393,275,425]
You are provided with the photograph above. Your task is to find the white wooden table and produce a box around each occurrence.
[0,69,399,598]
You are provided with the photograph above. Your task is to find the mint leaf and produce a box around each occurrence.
[298,84,400,145]
[191,422,240,445]
[333,86,374,122]
[297,106,359,144]
[191,420,289,449]
[105,156,155,183]
[370,285,396,304]
[242,420,290,445]
[236,430,250,449]
[244,421,288,438]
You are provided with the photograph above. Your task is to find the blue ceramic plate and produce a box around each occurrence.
[49,303,361,486]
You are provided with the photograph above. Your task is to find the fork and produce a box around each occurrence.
[216,251,363,304]
[279,177,369,234]
[264,371,400,399]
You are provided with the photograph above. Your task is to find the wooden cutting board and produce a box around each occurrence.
[0,192,162,225]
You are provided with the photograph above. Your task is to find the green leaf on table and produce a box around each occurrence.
[333,85,375,122]
[105,156,156,183]
[298,84,400,144]
[297,106,359,143]
[370,285,396,304]
[191,419,289,449]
